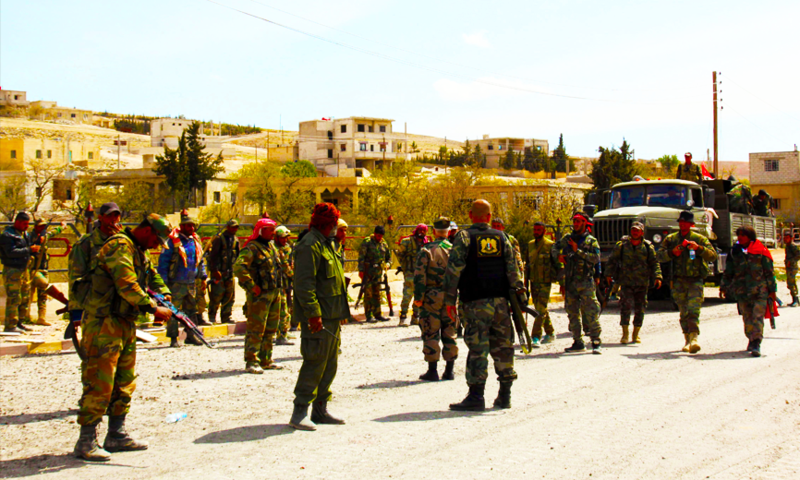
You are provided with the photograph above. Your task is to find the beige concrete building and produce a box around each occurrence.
[0,137,102,171]
[136,118,236,165]
[750,148,800,221]
[29,101,92,124]
[0,90,30,107]
[469,135,550,169]
[298,117,410,177]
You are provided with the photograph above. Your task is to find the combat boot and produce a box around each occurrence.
[688,333,701,354]
[789,296,800,307]
[419,362,439,381]
[169,337,181,348]
[184,330,203,346]
[592,340,602,355]
[493,382,512,409]
[245,363,264,374]
[746,339,755,352]
[681,334,691,352]
[631,326,642,344]
[289,404,317,431]
[750,339,762,357]
[103,415,148,452]
[531,336,541,348]
[398,315,408,327]
[410,315,419,326]
[275,336,294,346]
[564,340,585,353]
[4,325,24,333]
[442,360,455,380]
[35,316,52,326]
[311,401,346,425]
[17,321,33,332]
[375,315,389,322]
[74,421,111,461]
[450,384,485,411]
[365,316,377,324]
[620,325,630,344]
[541,334,554,344]
[195,313,211,326]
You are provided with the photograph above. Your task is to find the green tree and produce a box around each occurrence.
[233,161,280,215]
[279,160,317,178]
[0,175,29,220]
[590,139,640,191]
[501,148,516,170]
[657,154,680,176]
[551,134,575,176]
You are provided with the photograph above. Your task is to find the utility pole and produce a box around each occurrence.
[117,134,121,170]
[713,71,719,177]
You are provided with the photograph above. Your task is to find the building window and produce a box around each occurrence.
[360,142,367,151]
[213,192,221,203]
[36,150,42,159]
[379,125,386,133]
[341,125,347,133]
[327,149,333,159]
[370,144,375,152]
[340,144,346,152]
[10,150,16,159]
[368,126,374,133]
[774,199,782,210]
[47,150,52,158]
[88,152,94,160]
[487,144,494,151]
[357,124,365,133]
[71,113,76,118]
[230,192,237,205]
[83,114,88,120]
[765,159,780,172]
[66,188,73,201]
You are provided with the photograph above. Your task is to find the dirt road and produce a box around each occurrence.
[2,286,799,479]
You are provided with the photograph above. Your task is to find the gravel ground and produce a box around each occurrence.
[1,283,799,480]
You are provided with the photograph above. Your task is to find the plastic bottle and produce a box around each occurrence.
[165,412,187,424]
[689,249,696,260]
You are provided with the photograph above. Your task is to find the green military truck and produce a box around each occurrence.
[591,178,777,297]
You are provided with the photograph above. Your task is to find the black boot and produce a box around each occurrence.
[789,296,800,308]
[311,401,346,425]
[169,337,181,348]
[591,340,602,355]
[74,421,111,461]
[449,384,485,411]
[493,382,512,409]
[750,339,762,357]
[103,415,148,452]
[441,360,455,381]
[419,362,439,381]
[184,330,203,346]
[195,313,211,326]
[746,339,755,352]
[17,321,33,332]
[289,404,316,431]
[565,339,586,353]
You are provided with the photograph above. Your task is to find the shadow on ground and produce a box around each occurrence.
[372,410,489,423]
[0,409,77,425]
[194,424,292,444]
[0,453,143,478]
[357,379,428,390]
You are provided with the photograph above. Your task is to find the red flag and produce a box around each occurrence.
[701,164,714,180]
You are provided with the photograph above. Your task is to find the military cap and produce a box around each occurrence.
[226,218,239,228]
[678,211,695,223]
[374,225,385,235]
[15,212,30,221]
[631,221,645,231]
[99,202,121,216]
[145,213,174,246]
[275,225,291,238]
[337,218,348,229]
[433,216,450,230]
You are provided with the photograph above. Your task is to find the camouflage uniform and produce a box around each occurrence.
[234,238,283,368]
[397,235,426,319]
[158,232,206,340]
[728,183,753,214]
[78,228,170,426]
[525,236,559,339]
[506,233,525,276]
[414,238,458,362]
[785,241,799,297]
[69,225,113,313]
[206,231,240,323]
[676,162,702,183]
[1,225,34,329]
[195,276,207,317]
[27,225,65,321]
[753,193,773,217]
[554,231,602,344]
[657,231,717,335]
[443,223,522,386]
[357,234,391,320]
[721,242,776,342]
[606,236,661,327]
[275,241,294,338]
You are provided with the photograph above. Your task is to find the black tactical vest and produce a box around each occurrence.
[458,227,509,303]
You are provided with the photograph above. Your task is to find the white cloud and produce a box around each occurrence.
[462,31,490,48]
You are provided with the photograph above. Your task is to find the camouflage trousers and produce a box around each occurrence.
[565,280,601,342]
[278,289,291,337]
[77,314,136,425]
[462,297,517,386]
[529,282,554,337]
[619,285,648,327]
[195,277,207,316]
[738,298,766,341]
[167,282,197,339]
[294,319,340,406]
[787,268,798,297]
[400,275,419,319]
[419,289,458,362]
[3,267,31,328]
[27,269,48,320]
[245,288,280,367]
[672,277,704,335]
[363,280,382,319]
[208,278,235,322]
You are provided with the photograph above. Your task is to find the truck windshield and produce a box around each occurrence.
[610,185,688,208]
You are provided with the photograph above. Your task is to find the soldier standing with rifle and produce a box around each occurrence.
[605,222,662,345]
[358,226,391,323]
[206,219,240,324]
[274,225,295,345]
[73,214,173,461]
[26,218,66,326]
[1,212,39,333]
[783,231,799,307]
[676,152,702,183]
[443,200,524,411]
[396,224,428,327]
[525,221,560,347]
[556,212,603,354]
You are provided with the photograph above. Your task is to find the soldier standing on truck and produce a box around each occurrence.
[676,152,702,183]
[656,211,718,354]
[752,190,774,217]
[784,231,799,307]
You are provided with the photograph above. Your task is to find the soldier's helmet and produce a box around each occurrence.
[275,226,291,238]
[145,214,174,246]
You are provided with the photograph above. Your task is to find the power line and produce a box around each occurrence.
[725,76,800,126]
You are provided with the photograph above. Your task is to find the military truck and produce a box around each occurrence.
[591,178,777,297]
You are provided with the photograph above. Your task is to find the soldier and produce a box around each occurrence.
[554,212,603,353]
[1,212,39,333]
[234,218,284,374]
[721,226,776,357]
[274,225,296,345]
[413,216,458,381]
[443,200,524,411]
[396,224,428,327]
[290,203,349,431]
[333,219,347,264]
[358,226,391,323]
[676,152,702,183]
[783,232,799,307]
[605,222,662,344]
[195,275,208,324]
[206,219,240,324]
[26,218,66,326]
[657,211,718,353]
[491,218,524,274]
[525,221,560,347]
[74,214,173,461]
[753,189,774,217]
[158,212,208,348]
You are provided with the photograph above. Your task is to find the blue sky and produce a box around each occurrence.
[2,0,799,161]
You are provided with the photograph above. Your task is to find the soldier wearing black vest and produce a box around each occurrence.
[443,200,524,411]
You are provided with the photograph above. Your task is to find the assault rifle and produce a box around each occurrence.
[147,288,215,348]
[352,273,394,317]
[508,289,539,354]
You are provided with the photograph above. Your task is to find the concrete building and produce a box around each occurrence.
[0,137,102,171]
[298,117,410,177]
[29,101,92,124]
[0,90,30,107]
[469,135,550,169]
[135,118,236,165]
[750,148,800,221]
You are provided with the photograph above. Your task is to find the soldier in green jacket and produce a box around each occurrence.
[492,218,524,275]
[720,226,777,357]
[74,214,173,462]
[234,218,284,374]
[656,211,718,353]
[26,218,66,325]
[605,222,662,345]
[783,232,799,307]
[753,189,774,217]
[413,216,457,381]
[396,224,428,326]
[290,203,350,431]
[525,222,560,346]
[274,225,295,345]
[358,226,391,322]
[676,152,702,183]
[206,219,240,324]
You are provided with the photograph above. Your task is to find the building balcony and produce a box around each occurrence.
[353,151,409,160]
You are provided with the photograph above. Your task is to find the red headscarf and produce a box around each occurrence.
[413,223,429,244]
[245,218,277,247]
[309,203,340,231]
[745,239,773,261]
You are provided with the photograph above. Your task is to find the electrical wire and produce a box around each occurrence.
[725,76,800,126]
[725,104,794,148]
